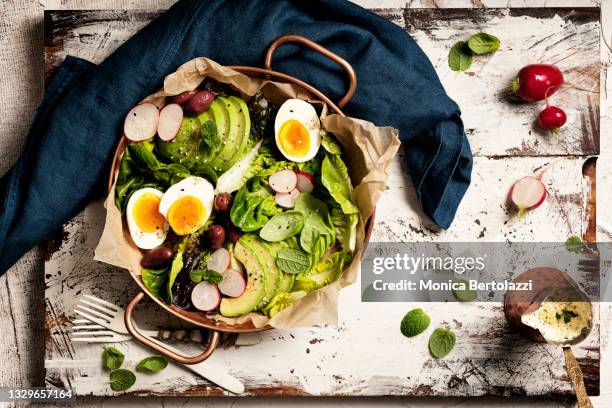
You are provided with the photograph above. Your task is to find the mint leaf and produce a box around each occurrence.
[102,347,125,371]
[109,369,136,391]
[467,33,500,55]
[448,41,473,71]
[452,278,477,302]
[189,269,223,284]
[137,356,168,373]
[400,308,430,337]
[565,235,583,253]
[277,247,311,275]
[428,327,456,358]
[200,120,221,151]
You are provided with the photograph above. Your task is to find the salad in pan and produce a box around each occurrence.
[116,79,359,319]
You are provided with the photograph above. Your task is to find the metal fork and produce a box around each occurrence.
[70,294,245,394]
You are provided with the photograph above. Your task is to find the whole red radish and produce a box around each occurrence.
[538,105,567,133]
[509,176,547,218]
[510,64,564,102]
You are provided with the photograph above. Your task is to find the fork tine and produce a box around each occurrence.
[71,324,107,331]
[72,319,97,325]
[83,294,121,311]
[70,330,118,337]
[74,305,113,322]
[70,336,128,343]
[74,309,109,326]
[78,299,116,317]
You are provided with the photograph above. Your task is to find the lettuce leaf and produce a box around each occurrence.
[331,205,358,252]
[263,290,308,317]
[230,177,281,232]
[293,251,352,292]
[321,153,359,215]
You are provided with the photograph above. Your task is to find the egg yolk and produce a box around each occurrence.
[167,195,206,235]
[132,193,166,233]
[278,119,310,157]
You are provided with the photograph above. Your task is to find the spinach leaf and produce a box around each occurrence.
[102,347,125,370]
[141,267,169,301]
[321,153,359,215]
[230,177,281,231]
[448,41,473,71]
[259,211,304,242]
[467,32,500,55]
[295,194,336,264]
[137,356,168,373]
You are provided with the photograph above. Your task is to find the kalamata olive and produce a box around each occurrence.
[185,90,214,115]
[226,223,242,244]
[140,246,174,269]
[214,192,233,212]
[207,225,226,249]
[169,90,198,106]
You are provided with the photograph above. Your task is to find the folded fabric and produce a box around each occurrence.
[0,0,472,275]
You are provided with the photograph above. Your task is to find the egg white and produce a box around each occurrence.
[159,176,214,234]
[126,188,168,249]
[274,99,321,162]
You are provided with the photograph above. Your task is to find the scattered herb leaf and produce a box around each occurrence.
[102,347,125,371]
[400,308,431,337]
[137,356,169,373]
[189,269,223,284]
[556,310,578,324]
[467,32,500,55]
[448,41,473,71]
[565,235,583,253]
[428,327,456,359]
[452,278,477,302]
[109,369,136,392]
[276,247,311,275]
[200,120,221,151]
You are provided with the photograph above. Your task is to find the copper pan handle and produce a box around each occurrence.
[124,292,220,365]
[264,34,357,109]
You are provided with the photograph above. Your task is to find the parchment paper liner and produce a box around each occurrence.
[95,57,400,329]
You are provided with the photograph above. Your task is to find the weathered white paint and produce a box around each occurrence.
[0,0,611,407]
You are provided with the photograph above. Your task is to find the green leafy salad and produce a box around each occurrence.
[116,78,359,318]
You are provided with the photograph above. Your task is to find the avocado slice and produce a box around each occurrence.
[209,97,239,173]
[206,99,230,172]
[227,96,251,165]
[219,235,268,317]
[277,273,295,295]
[156,116,200,165]
[246,238,281,309]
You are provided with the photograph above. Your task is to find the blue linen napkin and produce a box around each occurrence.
[0,0,472,274]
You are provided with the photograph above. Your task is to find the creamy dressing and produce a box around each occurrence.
[522,301,592,344]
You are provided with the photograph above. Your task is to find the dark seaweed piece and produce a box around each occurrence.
[200,78,234,98]
[248,91,279,140]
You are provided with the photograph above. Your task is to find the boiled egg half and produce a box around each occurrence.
[159,176,214,235]
[274,99,321,162]
[126,188,169,249]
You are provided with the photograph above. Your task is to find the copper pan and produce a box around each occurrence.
[109,35,374,364]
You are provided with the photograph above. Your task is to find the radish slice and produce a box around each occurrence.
[269,170,297,193]
[124,103,159,141]
[218,269,246,298]
[509,176,547,217]
[157,104,184,141]
[207,248,230,273]
[275,189,300,208]
[295,171,314,193]
[191,282,220,312]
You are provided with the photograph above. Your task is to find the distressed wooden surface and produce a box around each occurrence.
[40,7,602,398]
